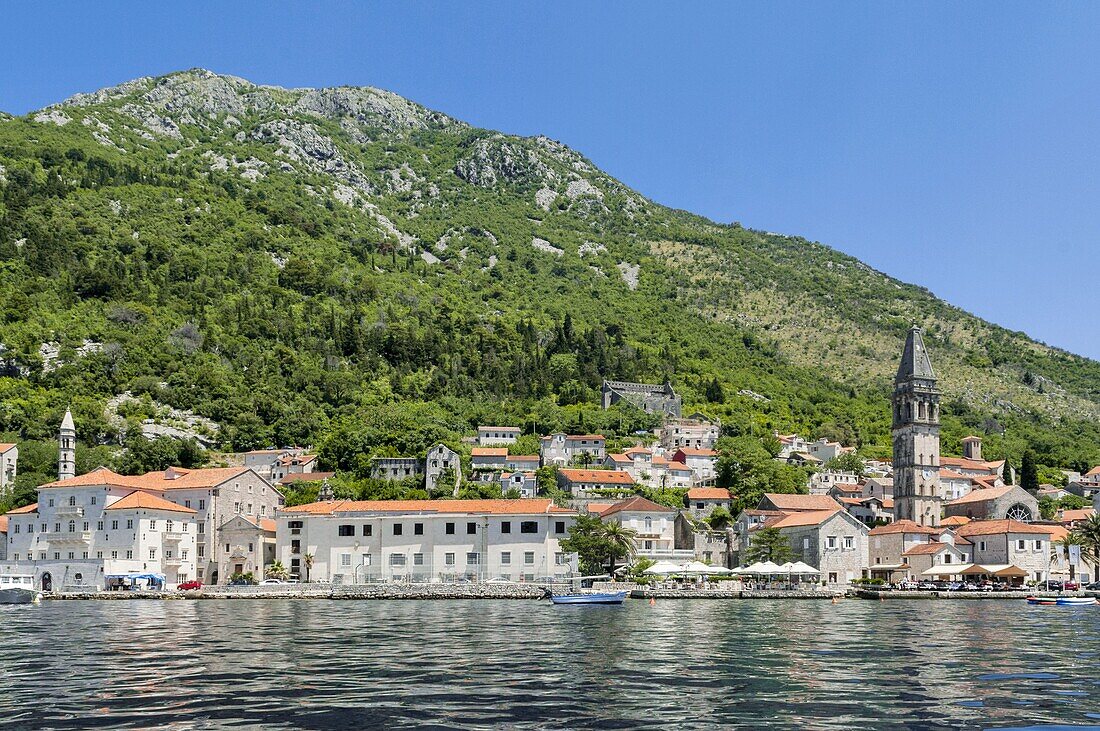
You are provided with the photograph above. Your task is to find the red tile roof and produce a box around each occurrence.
[105,490,197,513]
[600,496,675,516]
[675,448,718,457]
[945,486,1013,505]
[902,542,955,556]
[687,488,731,500]
[955,519,1055,537]
[281,498,575,516]
[0,516,7,533]
[869,520,941,536]
[1059,508,1096,523]
[0,443,16,453]
[761,493,840,511]
[41,466,256,491]
[940,515,971,527]
[557,469,635,485]
[471,448,508,457]
[766,509,841,529]
[5,502,38,515]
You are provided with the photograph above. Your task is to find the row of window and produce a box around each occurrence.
[13,519,189,534]
[11,547,192,561]
[335,551,567,567]
[51,496,209,510]
[334,520,566,538]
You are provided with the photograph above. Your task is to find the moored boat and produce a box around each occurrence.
[551,591,628,605]
[1027,596,1097,606]
[0,575,41,605]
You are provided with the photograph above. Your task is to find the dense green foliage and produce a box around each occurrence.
[0,69,1098,512]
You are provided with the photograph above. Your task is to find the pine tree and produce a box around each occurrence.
[1020,451,1039,493]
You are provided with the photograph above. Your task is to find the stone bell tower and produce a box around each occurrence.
[892,327,942,527]
[58,408,76,481]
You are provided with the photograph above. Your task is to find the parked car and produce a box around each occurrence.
[228,578,253,586]
[177,580,203,591]
[1063,581,1081,591]
[916,581,937,591]
[897,580,919,591]
[1085,581,1100,591]
[260,579,285,585]
[484,577,513,584]
[1041,580,1066,591]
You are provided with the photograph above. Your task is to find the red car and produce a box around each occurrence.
[177,580,203,591]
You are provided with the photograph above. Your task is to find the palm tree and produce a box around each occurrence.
[266,560,290,581]
[303,553,314,583]
[1073,514,1100,583]
[601,522,639,575]
[1051,534,1083,583]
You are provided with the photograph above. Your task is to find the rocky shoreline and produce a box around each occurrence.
[46,584,552,601]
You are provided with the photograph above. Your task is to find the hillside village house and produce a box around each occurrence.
[863,478,894,501]
[672,448,718,482]
[499,471,537,498]
[424,444,461,494]
[867,520,948,581]
[244,448,307,484]
[505,455,539,472]
[837,495,894,527]
[371,457,424,482]
[555,469,635,504]
[594,496,693,562]
[477,426,521,446]
[604,449,694,489]
[955,519,1057,584]
[271,453,318,483]
[809,470,860,495]
[540,434,607,467]
[659,417,720,451]
[685,488,732,520]
[276,499,576,583]
[0,442,17,495]
[471,448,509,472]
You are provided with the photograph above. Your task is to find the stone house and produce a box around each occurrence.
[810,470,860,495]
[371,457,424,482]
[756,493,840,513]
[867,520,942,580]
[471,448,509,473]
[659,417,719,451]
[217,514,276,581]
[477,426,521,446]
[685,488,732,520]
[555,469,635,505]
[425,444,461,494]
[271,453,318,483]
[540,434,606,467]
[504,455,540,472]
[672,448,718,482]
[768,509,869,586]
[943,485,1040,522]
[499,471,538,498]
[901,540,972,580]
[955,519,1056,583]
[600,380,681,417]
[862,478,894,501]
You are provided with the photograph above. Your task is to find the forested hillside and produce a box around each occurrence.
[1,69,1098,502]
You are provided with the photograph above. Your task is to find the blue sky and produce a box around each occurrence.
[3,2,1098,358]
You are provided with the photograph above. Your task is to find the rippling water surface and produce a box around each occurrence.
[1,598,1099,729]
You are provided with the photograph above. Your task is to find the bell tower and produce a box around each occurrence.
[892,327,941,527]
[58,408,76,481]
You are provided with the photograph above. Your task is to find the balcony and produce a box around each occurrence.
[162,532,185,542]
[635,548,695,561]
[55,505,84,517]
[44,531,92,544]
[163,556,183,566]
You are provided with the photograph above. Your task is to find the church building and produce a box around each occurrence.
[892,327,943,527]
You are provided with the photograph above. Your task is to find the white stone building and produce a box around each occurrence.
[539,434,606,467]
[477,426,521,446]
[659,417,720,451]
[425,444,461,494]
[672,448,718,482]
[276,498,576,583]
[595,496,692,562]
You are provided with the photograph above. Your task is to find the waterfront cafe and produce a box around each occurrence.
[920,564,1028,586]
[105,572,166,591]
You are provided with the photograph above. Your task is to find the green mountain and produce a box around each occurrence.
[1,69,1097,493]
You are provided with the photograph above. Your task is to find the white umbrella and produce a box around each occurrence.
[736,563,765,575]
[643,560,685,575]
[787,561,820,575]
[754,560,786,575]
[679,561,727,575]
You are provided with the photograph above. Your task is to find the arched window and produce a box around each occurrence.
[68,520,76,533]
[644,516,652,531]
[69,496,76,506]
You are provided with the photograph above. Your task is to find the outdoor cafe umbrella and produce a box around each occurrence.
[787,561,820,575]
[679,561,728,575]
[643,561,685,575]
[753,561,786,576]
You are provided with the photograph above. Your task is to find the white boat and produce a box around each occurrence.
[0,574,42,604]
